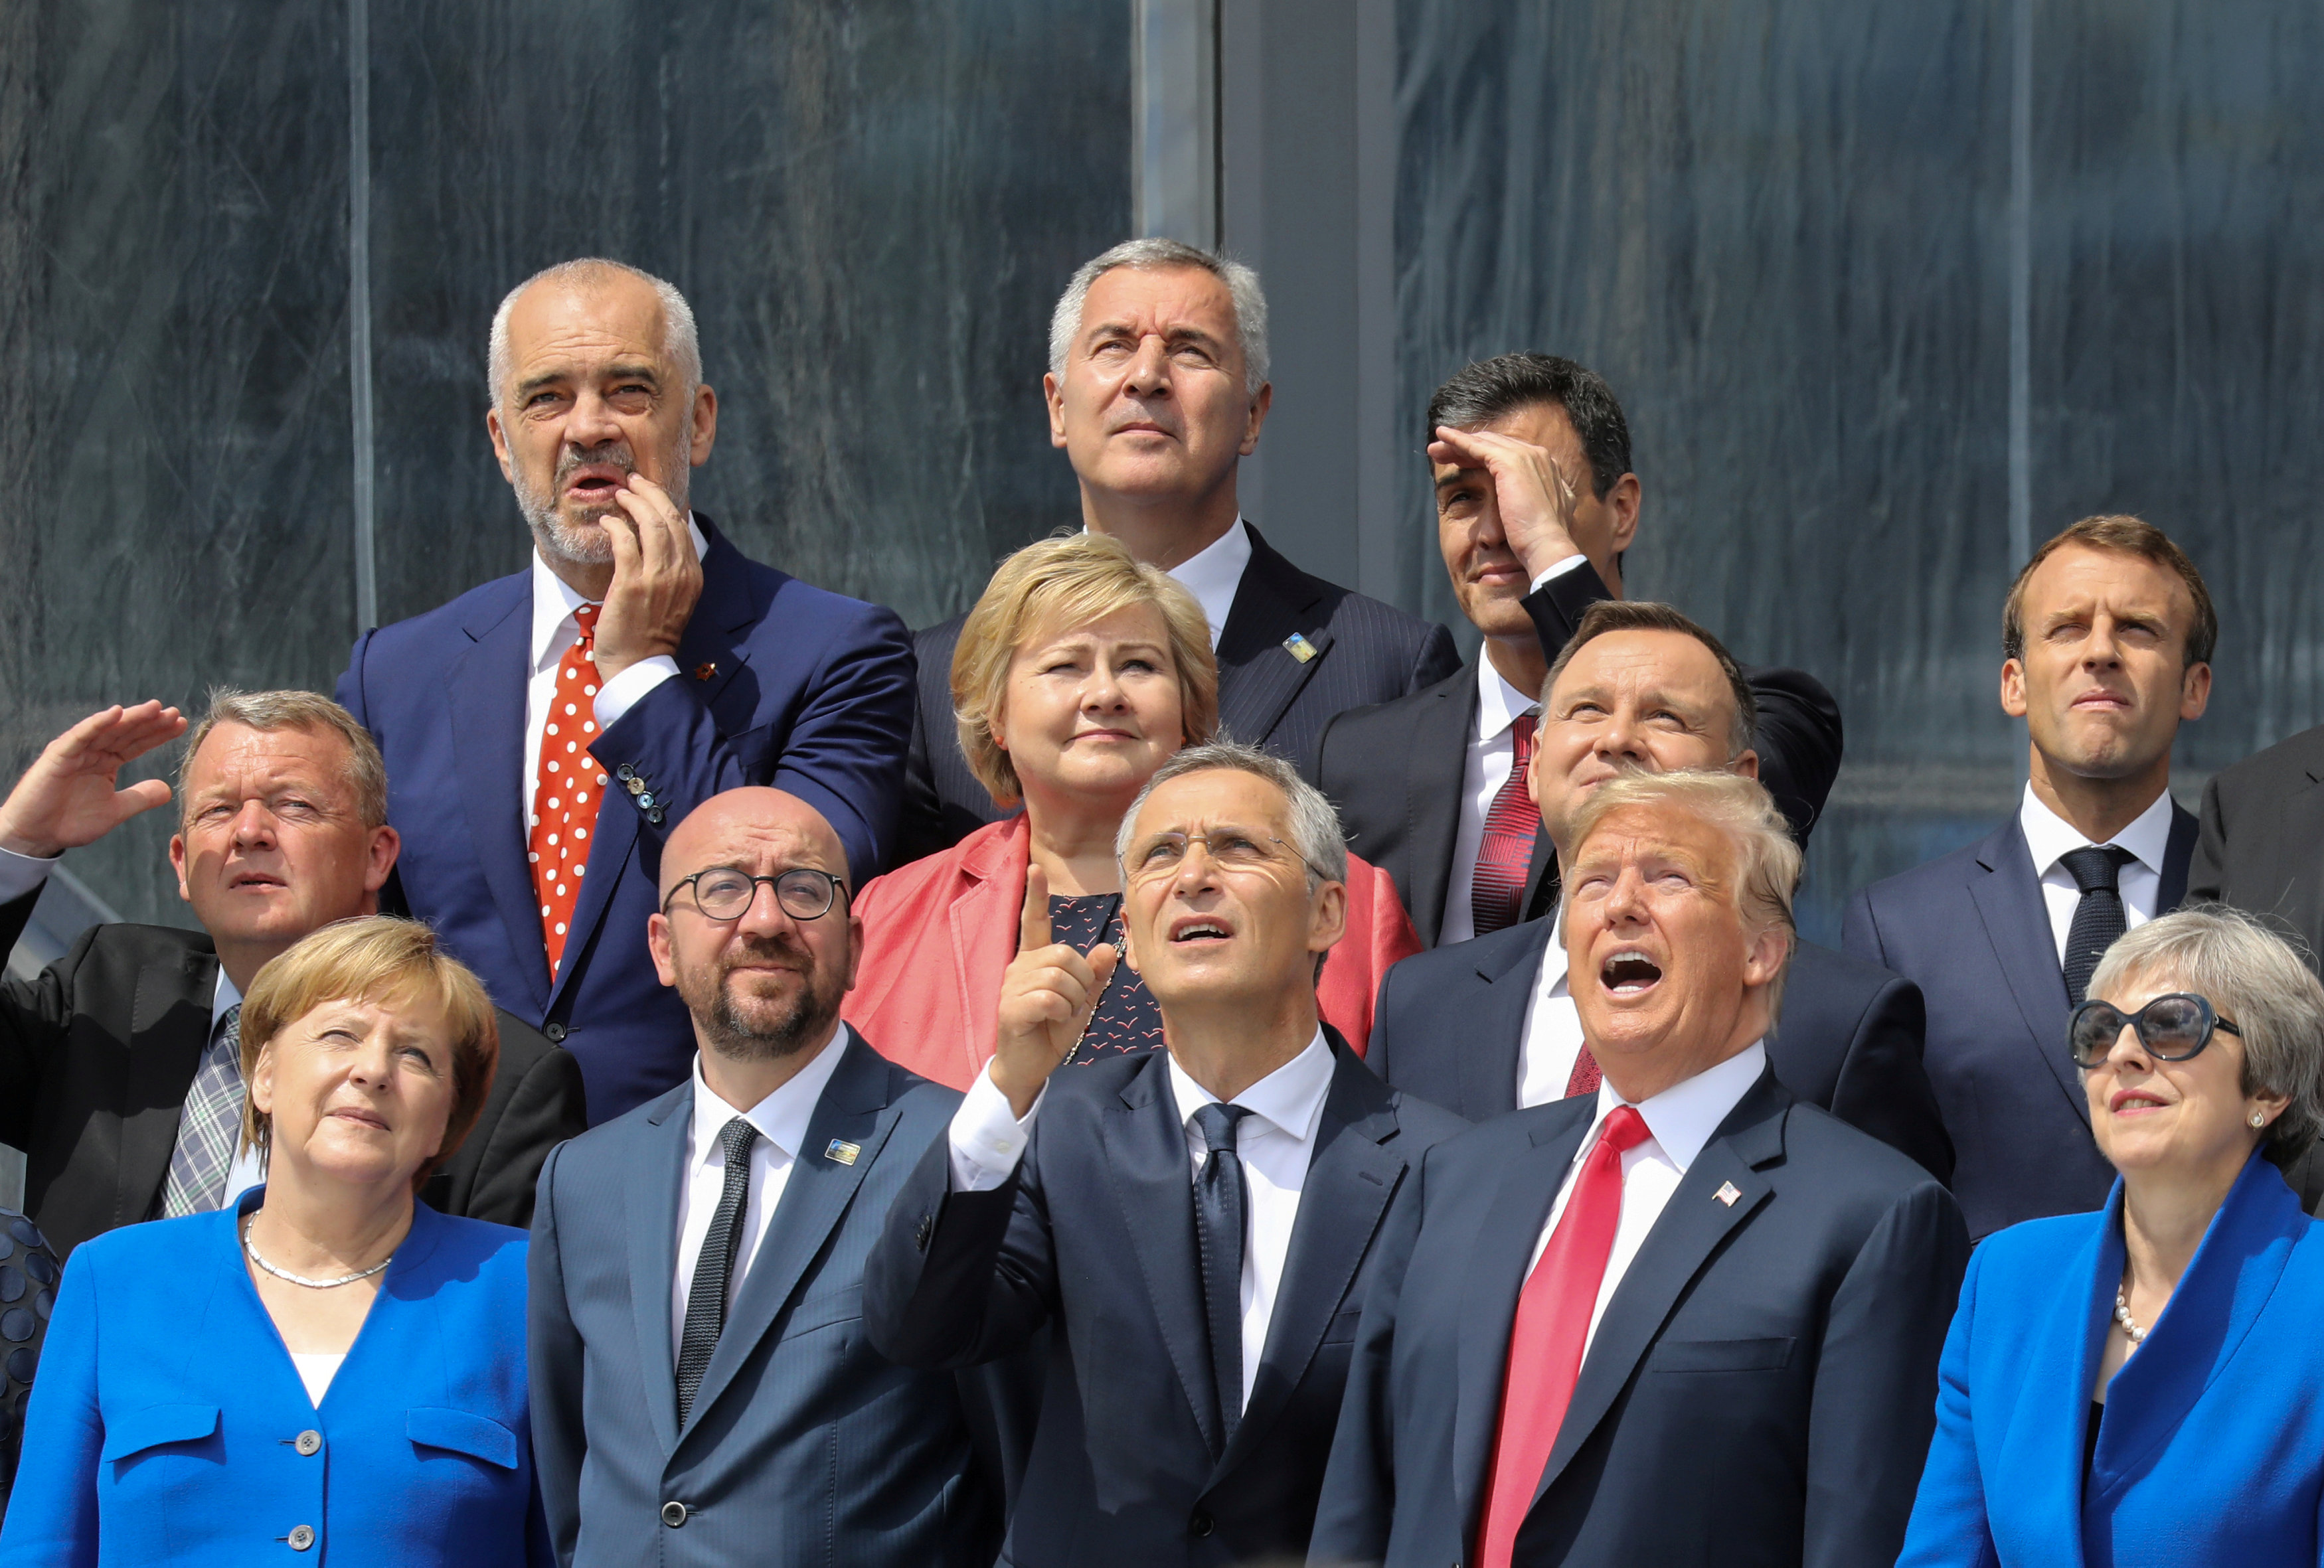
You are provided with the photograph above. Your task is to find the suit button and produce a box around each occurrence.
[293,1429,321,1456]
[287,1524,316,1550]
[661,1501,689,1528]
[1189,1510,1212,1537]
[617,764,636,781]
[544,1022,568,1042]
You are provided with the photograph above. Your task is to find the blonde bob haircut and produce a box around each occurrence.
[1564,769,1803,1020]
[238,917,502,1191]
[951,531,1218,807]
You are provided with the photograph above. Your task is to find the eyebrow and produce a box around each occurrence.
[1084,320,1228,354]
[512,362,664,403]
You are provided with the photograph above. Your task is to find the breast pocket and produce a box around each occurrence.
[1650,1336,1796,1373]
[407,1408,521,1470]
[1321,1308,1365,1346]
[102,1404,220,1464]
[779,1284,863,1343]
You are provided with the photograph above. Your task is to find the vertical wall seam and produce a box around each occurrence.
[349,0,377,633]
[2007,0,2032,571]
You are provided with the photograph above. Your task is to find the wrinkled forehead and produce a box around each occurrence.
[505,276,674,379]
[1078,264,1238,344]
[1570,803,1735,882]
[1129,768,1289,842]
[185,723,353,798]
[1552,630,1728,712]
[661,802,845,895]
[2021,544,2193,627]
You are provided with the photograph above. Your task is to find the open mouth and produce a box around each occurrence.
[229,872,286,891]
[2110,1089,2169,1114]
[1599,951,1663,995]
[1170,917,1232,945]
[560,461,629,505]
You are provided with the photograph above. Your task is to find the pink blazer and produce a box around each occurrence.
[845,814,1422,1091]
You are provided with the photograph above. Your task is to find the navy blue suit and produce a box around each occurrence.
[527,1031,998,1568]
[863,1038,1468,1567]
[1369,917,1954,1182]
[337,518,916,1123]
[1843,805,2197,1240]
[1901,1152,2324,1567]
[1312,1069,1969,1568]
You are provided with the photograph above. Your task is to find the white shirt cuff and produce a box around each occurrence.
[593,656,679,732]
[0,845,58,905]
[1527,552,1589,595]
[946,1063,1046,1192]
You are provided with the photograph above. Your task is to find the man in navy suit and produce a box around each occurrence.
[1845,515,2214,1239]
[865,742,1467,1566]
[529,787,999,1568]
[338,259,915,1123]
[1313,769,1969,1568]
[898,239,1459,862]
[1369,599,1951,1182]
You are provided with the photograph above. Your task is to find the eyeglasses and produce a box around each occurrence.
[662,867,847,923]
[1125,828,1334,886]
[2068,992,2242,1068]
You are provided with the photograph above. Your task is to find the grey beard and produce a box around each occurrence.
[510,427,693,568]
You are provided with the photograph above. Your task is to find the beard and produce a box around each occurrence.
[677,932,845,1064]
[511,425,693,568]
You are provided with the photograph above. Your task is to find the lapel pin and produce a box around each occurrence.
[694,661,717,682]
[1282,632,1318,664]
[1714,1181,1742,1207]
[824,1138,861,1166]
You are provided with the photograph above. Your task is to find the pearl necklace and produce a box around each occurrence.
[2113,1288,2149,1346]
[242,1214,395,1290]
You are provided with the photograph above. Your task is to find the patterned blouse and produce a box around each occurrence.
[1044,892,1167,1065]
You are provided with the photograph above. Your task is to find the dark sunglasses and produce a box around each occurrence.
[2068,992,2242,1069]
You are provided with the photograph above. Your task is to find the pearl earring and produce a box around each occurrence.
[2251,1113,2267,1128]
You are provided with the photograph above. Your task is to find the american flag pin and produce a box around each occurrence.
[825,1139,861,1166]
[1714,1181,1742,1207]
[1282,632,1318,664]
[694,662,718,681]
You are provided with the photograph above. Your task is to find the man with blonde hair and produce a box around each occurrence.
[1315,768,1967,1568]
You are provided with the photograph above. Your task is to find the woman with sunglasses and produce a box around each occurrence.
[1898,905,2324,1567]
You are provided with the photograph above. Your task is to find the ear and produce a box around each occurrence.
[1741,921,1791,992]
[2181,660,2213,722]
[1999,657,2029,718]
[169,833,193,905]
[647,912,678,988]
[485,406,517,485]
[1305,876,1350,957]
[689,383,719,467]
[1118,917,1140,976]
[249,1043,276,1120]
[1604,473,1642,554]
[1044,372,1069,449]
[362,825,399,898]
[1238,382,1274,456]
[841,907,865,992]
[1730,748,1761,782]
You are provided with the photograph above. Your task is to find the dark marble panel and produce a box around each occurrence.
[0,1,355,927]
[364,0,1133,637]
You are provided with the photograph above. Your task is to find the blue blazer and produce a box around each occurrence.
[527,1030,999,1568]
[1843,807,2197,1239]
[1900,1151,2324,1567]
[0,1193,546,1567]
[337,518,916,1124]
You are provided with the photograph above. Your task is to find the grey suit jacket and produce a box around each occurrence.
[527,1030,1000,1568]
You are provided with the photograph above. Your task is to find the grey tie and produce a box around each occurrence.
[1191,1101,1253,1454]
[160,1004,244,1218]
[676,1117,760,1425]
[2061,845,2137,1007]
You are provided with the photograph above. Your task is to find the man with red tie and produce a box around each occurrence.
[1311,768,1967,1568]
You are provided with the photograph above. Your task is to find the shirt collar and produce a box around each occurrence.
[1474,655,1538,744]
[212,968,244,1035]
[530,512,710,674]
[1158,516,1252,651]
[686,1017,849,1170]
[2017,782,2176,880]
[1165,1026,1335,1146]
[1587,1040,1767,1174]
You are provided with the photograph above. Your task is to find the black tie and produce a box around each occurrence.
[2060,844,2137,1007]
[1191,1101,1253,1454]
[677,1117,760,1425]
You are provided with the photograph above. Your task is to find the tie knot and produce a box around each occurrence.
[572,602,601,641]
[1510,710,1538,761]
[1598,1103,1651,1156]
[2061,844,2135,896]
[1192,1101,1252,1154]
[716,1117,760,1165]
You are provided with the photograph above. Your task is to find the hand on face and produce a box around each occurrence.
[1429,421,1586,590]
[2002,544,2210,783]
[2084,973,2285,1184]
[252,994,456,1194]
[991,864,1118,1116]
[997,605,1186,815]
[0,701,185,859]
[591,473,705,682]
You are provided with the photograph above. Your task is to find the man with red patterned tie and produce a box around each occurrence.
[1311,768,1968,1568]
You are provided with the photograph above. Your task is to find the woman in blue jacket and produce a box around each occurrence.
[1899,905,2324,1567]
[0,917,551,1566]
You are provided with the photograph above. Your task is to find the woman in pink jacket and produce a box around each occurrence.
[848,533,1418,1091]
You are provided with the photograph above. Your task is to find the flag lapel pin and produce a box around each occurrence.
[825,1139,861,1166]
[1282,632,1318,663]
[1714,1181,1742,1207]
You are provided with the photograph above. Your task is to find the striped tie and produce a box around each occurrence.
[160,1004,245,1217]
[1471,713,1542,935]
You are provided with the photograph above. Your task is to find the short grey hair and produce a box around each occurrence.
[1114,739,1347,892]
[2087,905,2324,1169]
[1563,769,1801,1020]
[179,689,388,830]
[486,258,701,410]
[1048,238,1270,394]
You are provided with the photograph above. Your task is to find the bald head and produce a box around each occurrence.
[660,787,849,903]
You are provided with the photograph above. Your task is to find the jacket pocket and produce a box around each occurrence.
[408,1407,521,1469]
[1321,1308,1365,1346]
[102,1404,220,1462]
[779,1283,863,1341]
[1651,1336,1796,1373]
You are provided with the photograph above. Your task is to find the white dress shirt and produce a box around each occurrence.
[524,514,710,816]
[1148,514,1253,652]
[946,1030,1338,1411]
[670,1020,849,1362]
[2017,784,2174,968]
[1529,1042,1767,1358]
[1515,908,1586,1109]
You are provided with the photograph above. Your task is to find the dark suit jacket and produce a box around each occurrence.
[1843,804,2197,1241]
[863,1036,1469,1567]
[897,522,1461,862]
[1308,559,1845,946]
[1369,917,1953,1182]
[337,516,916,1123]
[1311,1069,1969,1568]
[2189,722,2324,956]
[0,890,585,1260]
[528,1031,999,1568]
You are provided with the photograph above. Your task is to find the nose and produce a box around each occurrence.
[1170,837,1226,896]
[1600,863,1650,925]
[564,385,624,449]
[2105,1022,2152,1071]
[1082,663,1129,713]
[1593,706,1645,763]
[2084,615,2125,668]
[229,800,278,849]
[732,878,799,941]
[1123,333,1171,396]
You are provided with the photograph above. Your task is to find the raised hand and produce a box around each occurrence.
[1427,424,1585,582]
[991,864,1118,1117]
[592,473,705,682]
[0,702,187,859]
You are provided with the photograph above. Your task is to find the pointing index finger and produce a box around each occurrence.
[1021,864,1052,953]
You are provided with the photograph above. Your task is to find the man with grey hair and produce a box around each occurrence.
[898,238,1460,860]
[867,740,1465,1567]
[335,256,916,1125]
[0,694,584,1259]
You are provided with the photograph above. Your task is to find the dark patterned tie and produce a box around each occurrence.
[1471,713,1542,935]
[1191,1101,1253,1454]
[676,1117,760,1425]
[2060,844,2137,1007]
[160,1004,244,1217]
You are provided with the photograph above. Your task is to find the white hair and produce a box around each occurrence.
[485,258,701,410]
[1048,238,1270,394]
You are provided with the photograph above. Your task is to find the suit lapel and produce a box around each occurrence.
[1101,1055,1222,1455]
[121,938,222,1222]
[627,1085,693,1456]
[451,580,551,1016]
[948,820,1029,1086]
[1463,923,1551,1119]
[1967,821,2084,1121]
[1213,524,1331,746]
[1402,672,1476,941]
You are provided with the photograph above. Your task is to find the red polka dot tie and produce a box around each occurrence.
[530,603,610,978]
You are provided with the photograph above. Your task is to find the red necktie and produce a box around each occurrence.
[1477,1103,1652,1568]
[1563,1045,1602,1099]
[529,603,610,977]
[1471,713,1542,935]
